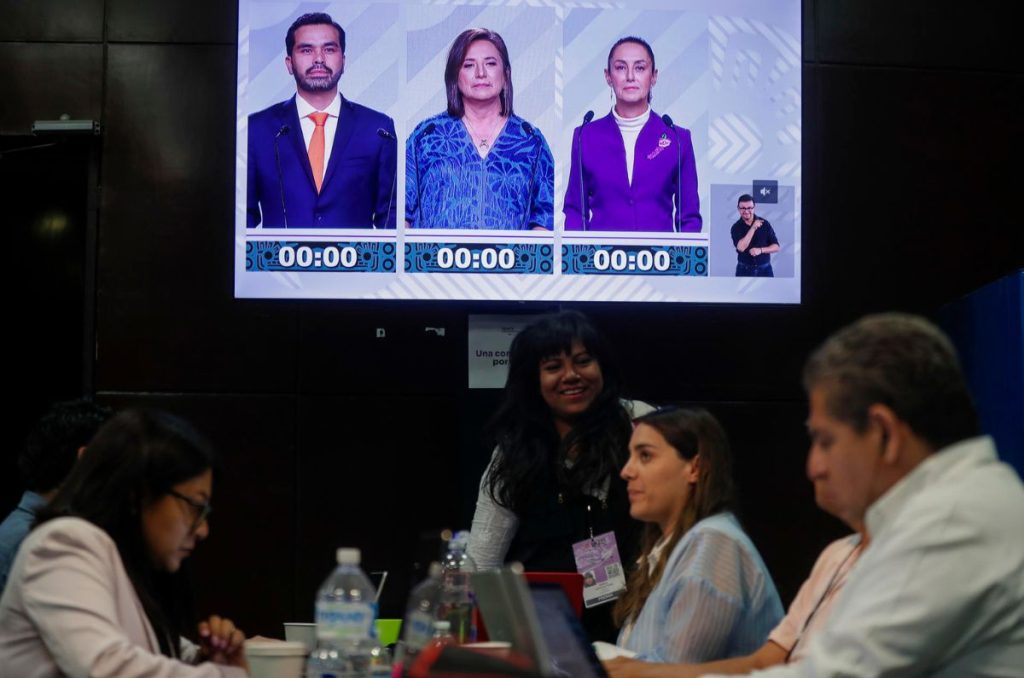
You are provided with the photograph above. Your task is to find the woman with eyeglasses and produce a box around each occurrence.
[604,408,782,669]
[0,409,248,677]
[467,311,652,641]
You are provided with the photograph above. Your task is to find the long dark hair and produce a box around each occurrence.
[613,408,735,627]
[445,28,514,117]
[486,311,632,512]
[37,409,218,657]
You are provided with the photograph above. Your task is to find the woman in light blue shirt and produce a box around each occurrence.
[613,408,783,663]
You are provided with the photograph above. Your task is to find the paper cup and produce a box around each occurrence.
[283,622,317,651]
[245,640,307,678]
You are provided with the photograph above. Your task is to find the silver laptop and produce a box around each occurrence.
[472,566,608,678]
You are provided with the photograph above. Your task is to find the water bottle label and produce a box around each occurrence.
[405,611,434,650]
[316,601,376,640]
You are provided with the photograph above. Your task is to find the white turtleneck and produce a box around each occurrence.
[612,106,651,186]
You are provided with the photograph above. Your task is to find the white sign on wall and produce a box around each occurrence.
[467,315,538,389]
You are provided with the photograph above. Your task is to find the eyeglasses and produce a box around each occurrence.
[168,489,212,532]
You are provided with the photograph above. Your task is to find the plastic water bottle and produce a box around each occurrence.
[307,547,378,677]
[401,562,443,662]
[439,531,477,644]
[427,620,454,649]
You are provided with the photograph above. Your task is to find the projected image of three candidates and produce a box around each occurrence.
[236,1,800,302]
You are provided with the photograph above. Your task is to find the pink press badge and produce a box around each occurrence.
[572,531,627,608]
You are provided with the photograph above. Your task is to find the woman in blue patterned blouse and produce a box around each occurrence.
[405,28,555,230]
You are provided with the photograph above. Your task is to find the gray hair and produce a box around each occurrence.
[803,313,979,450]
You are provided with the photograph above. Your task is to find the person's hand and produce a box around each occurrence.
[604,657,660,678]
[753,218,763,229]
[750,247,761,256]
[198,615,248,670]
[604,657,700,678]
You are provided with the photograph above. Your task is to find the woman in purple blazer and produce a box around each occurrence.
[564,37,701,233]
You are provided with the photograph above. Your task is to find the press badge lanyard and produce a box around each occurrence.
[785,540,862,662]
[572,500,627,607]
[587,503,595,543]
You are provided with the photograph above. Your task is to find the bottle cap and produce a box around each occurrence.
[336,547,361,564]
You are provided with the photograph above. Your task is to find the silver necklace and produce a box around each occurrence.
[463,116,503,149]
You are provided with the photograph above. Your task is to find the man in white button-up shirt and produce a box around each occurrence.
[725,313,1024,678]
[607,313,1024,678]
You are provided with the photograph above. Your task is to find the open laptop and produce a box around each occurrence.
[472,567,608,678]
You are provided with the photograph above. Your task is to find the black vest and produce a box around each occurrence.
[506,467,640,641]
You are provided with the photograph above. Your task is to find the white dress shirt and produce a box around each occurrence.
[714,436,1024,677]
[294,91,341,164]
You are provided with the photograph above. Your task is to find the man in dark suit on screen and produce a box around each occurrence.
[247,13,397,228]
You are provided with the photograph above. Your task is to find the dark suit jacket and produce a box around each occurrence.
[247,95,397,228]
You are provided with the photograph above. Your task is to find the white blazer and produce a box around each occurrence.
[0,517,246,678]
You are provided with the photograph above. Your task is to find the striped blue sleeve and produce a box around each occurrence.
[639,574,744,662]
[620,515,783,663]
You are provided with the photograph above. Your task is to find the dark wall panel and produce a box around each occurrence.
[96,44,298,392]
[107,0,237,44]
[815,0,1022,71]
[0,44,103,134]
[592,305,814,404]
[95,393,296,638]
[801,0,815,63]
[1,139,93,509]
[294,395,461,619]
[297,305,466,396]
[809,64,1024,317]
[0,0,104,42]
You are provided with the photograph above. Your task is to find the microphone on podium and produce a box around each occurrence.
[376,128,398,230]
[273,125,291,228]
[520,121,540,229]
[578,110,595,230]
[661,114,682,233]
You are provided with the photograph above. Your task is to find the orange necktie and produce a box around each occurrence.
[308,112,329,193]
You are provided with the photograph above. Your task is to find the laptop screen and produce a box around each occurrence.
[528,584,608,678]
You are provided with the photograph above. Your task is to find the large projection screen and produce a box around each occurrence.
[235,0,801,303]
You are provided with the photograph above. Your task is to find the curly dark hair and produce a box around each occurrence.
[485,311,633,512]
[37,409,219,658]
[18,399,113,493]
